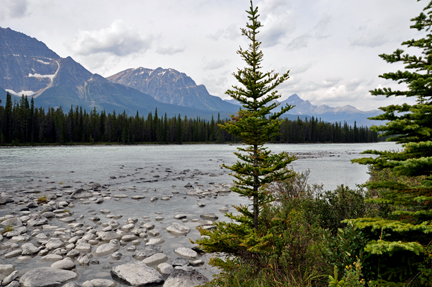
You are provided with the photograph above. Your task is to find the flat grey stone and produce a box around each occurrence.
[90,279,116,287]
[4,249,22,259]
[2,270,19,285]
[111,261,164,286]
[163,269,208,287]
[142,253,168,265]
[166,223,190,236]
[157,263,173,275]
[95,243,119,257]
[174,247,197,259]
[200,213,218,220]
[132,245,161,260]
[97,231,121,241]
[40,254,63,262]
[21,242,40,255]
[19,267,78,287]
[51,258,76,270]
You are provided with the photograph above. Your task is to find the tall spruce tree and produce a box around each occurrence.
[352,1,432,284]
[196,0,295,270]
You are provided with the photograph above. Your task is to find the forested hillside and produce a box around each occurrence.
[0,94,377,145]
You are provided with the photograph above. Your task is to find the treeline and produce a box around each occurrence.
[0,94,378,145]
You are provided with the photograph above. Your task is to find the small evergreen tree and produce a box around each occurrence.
[352,1,432,284]
[197,0,296,274]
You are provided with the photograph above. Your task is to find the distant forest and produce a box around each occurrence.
[0,94,378,145]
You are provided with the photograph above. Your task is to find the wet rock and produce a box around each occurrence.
[2,270,19,285]
[133,245,161,260]
[111,252,122,260]
[174,247,197,259]
[166,223,190,236]
[0,264,15,276]
[51,258,76,270]
[146,238,164,245]
[172,257,189,267]
[4,250,22,259]
[121,235,138,242]
[19,267,78,287]
[163,269,208,287]
[111,262,164,286]
[3,226,27,238]
[77,255,90,266]
[143,223,154,230]
[189,259,204,266]
[40,254,63,262]
[200,213,218,220]
[70,189,93,199]
[21,242,40,255]
[0,197,14,205]
[157,263,174,275]
[95,243,119,257]
[90,279,116,287]
[174,214,187,220]
[46,238,64,250]
[97,231,121,241]
[75,243,92,253]
[148,230,159,237]
[142,253,168,265]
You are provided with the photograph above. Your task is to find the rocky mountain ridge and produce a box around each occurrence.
[107,67,238,112]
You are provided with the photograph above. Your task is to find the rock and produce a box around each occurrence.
[2,270,19,285]
[146,238,164,245]
[4,250,22,259]
[148,230,160,237]
[90,279,116,287]
[70,189,93,199]
[0,197,14,205]
[0,264,15,276]
[77,255,90,266]
[51,258,76,270]
[133,245,161,260]
[142,253,168,265]
[174,247,198,259]
[197,203,206,207]
[66,249,80,258]
[163,269,208,287]
[16,255,32,263]
[219,207,229,212]
[121,224,134,231]
[189,259,204,266]
[172,257,189,267]
[19,267,78,287]
[150,197,158,202]
[184,183,193,188]
[27,215,48,227]
[157,263,174,275]
[62,282,82,287]
[166,223,190,236]
[21,243,40,255]
[45,238,64,250]
[200,213,218,220]
[3,226,27,238]
[5,281,20,287]
[121,235,137,242]
[97,231,121,241]
[143,223,154,230]
[94,243,119,257]
[174,214,187,219]
[111,262,164,286]
[111,252,122,260]
[40,254,63,262]
[75,243,92,253]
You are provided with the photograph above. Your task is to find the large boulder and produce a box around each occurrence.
[111,261,164,286]
[163,269,208,287]
[19,267,78,287]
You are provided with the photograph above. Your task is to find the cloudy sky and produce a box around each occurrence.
[0,0,426,110]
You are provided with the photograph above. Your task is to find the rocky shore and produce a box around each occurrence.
[0,174,234,287]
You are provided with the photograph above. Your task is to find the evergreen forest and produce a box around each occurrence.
[0,93,378,146]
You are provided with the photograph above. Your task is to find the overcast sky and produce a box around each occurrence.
[0,0,426,110]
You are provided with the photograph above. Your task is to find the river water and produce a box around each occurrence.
[0,142,400,284]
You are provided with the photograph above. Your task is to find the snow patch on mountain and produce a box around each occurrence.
[5,89,35,96]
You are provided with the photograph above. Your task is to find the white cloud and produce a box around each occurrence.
[202,59,229,70]
[156,45,185,55]
[4,0,29,18]
[69,20,153,57]
[258,0,296,47]
[207,23,241,41]
[313,15,331,40]
[286,33,312,51]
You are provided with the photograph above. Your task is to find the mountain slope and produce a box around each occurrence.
[0,27,230,119]
[107,67,239,112]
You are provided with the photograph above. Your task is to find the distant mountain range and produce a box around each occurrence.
[224,94,381,126]
[0,27,381,125]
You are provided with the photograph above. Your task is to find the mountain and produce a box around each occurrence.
[278,94,381,126]
[224,94,382,126]
[107,67,239,112]
[0,27,229,119]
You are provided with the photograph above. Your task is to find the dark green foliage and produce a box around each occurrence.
[350,1,432,285]
[0,94,377,145]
